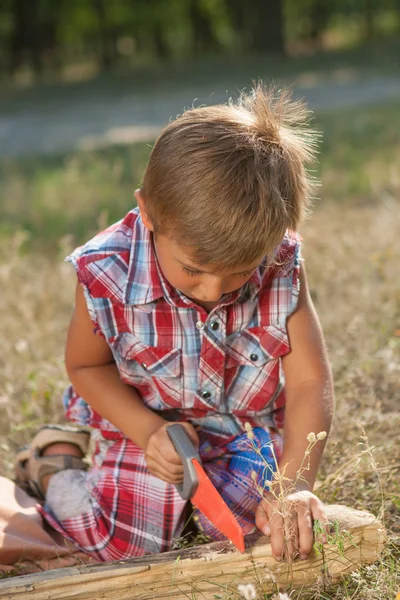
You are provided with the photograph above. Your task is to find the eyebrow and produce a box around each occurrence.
[174,257,259,275]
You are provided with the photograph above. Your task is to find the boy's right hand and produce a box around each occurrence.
[144,422,199,484]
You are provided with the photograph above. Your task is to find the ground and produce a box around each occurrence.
[0,46,399,597]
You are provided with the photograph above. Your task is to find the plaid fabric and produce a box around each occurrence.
[41,428,281,561]
[40,208,300,560]
[42,434,188,560]
[63,208,301,441]
[193,428,282,541]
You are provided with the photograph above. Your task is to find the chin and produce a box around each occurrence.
[185,292,202,301]
[183,291,209,303]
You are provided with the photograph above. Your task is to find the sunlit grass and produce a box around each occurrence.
[1,100,399,251]
[0,101,399,594]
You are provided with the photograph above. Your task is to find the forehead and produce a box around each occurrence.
[158,234,263,274]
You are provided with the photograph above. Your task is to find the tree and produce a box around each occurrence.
[92,0,117,69]
[309,0,331,49]
[9,0,42,75]
[226,0,285,55]
[189,0,220,55]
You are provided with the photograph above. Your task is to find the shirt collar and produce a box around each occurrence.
[124,210,166,305]
[124,208,264,307]
[243,267,262,301]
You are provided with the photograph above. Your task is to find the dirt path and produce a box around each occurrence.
[1,74,400,158]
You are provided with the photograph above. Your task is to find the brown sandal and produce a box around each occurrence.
[15,425,90,501]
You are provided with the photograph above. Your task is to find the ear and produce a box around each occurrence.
[134,189,154,231]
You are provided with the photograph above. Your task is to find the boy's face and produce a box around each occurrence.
[135,189,262,310]
[153,234,261,309]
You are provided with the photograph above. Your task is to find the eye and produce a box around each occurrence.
[182,265,202,277]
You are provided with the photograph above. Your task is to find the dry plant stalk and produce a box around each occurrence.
[245,422,328,558]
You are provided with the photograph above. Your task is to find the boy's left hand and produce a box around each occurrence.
[255,489,330,562]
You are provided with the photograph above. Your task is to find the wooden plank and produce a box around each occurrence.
[0,505,385,599]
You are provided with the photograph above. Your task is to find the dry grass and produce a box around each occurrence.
[0,100,399,597]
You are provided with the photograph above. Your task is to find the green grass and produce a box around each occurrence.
[318,101,400,203]
[1,36,400,117]
[1,100,399,250]
[0,100,399,594]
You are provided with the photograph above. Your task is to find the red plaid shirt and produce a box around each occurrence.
[41,208,302,561]
[64,208,301,443]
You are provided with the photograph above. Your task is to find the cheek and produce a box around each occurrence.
[224,276,250,293]
[171,274,196,290]
[160,263,198,291]
[224,283,242,294]
[178,275,202,291]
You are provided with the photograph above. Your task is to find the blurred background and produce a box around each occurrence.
[0,0,400,243]
[0,1,399,588]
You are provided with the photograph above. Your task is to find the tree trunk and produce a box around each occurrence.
[93,0,115,70]
[189,0,219,56]
[309,0,330,50]
[0,505,385,600]
[225,1,249,51]
[152,20,169,60]
[364,0,377,40]
[42,1,63,73]
[9,0,43,76]
[247,0,285,54]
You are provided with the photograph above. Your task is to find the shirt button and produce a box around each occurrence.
[141,363,148,370]
[196,321,205,330]
[210,321,219,331]
[200,390,211,400]
[250,353,259,362]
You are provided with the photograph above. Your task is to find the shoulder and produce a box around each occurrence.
[66,208,140,300]
[255,230,302,323]
[275,230,302,269]
[267,230,302,279]
[68,208,139,266]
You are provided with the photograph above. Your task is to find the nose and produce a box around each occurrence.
[200,276,224,302]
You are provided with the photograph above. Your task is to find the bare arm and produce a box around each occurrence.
[65,282,199,483]
[255,261,334,560]
[279,261,334,488]
[65,282,167,450]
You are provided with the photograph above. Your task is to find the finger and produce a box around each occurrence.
[297,505,314,559]
[283,506,299,561]
[255,501,271,537]
[269,509,285,561]
[145,448,183,478]
[310,497,330,544]
[146,450,184,479]
[159,439,184,466]
[146,458,184,484]
[153,447,185,476]
[148,435,184,466]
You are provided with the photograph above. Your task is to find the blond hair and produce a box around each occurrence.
[142,83,318,268]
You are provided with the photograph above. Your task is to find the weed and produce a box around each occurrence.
[0,100,399,596]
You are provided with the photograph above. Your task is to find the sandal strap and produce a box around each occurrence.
[30,452,88,500]
[14,424,91,500]
[14,445,30,483]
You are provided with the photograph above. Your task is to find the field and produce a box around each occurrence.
[0,99,399,598]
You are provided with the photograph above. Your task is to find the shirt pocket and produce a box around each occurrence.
[225,324,290,414]
[110,333,182,407]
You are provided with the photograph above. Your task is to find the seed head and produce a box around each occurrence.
[237,583,257,599]
[244,422,255,440]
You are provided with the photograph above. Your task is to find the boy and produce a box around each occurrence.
[16,84,334,562]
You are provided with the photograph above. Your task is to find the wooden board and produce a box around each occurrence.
[0,505,385,599]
